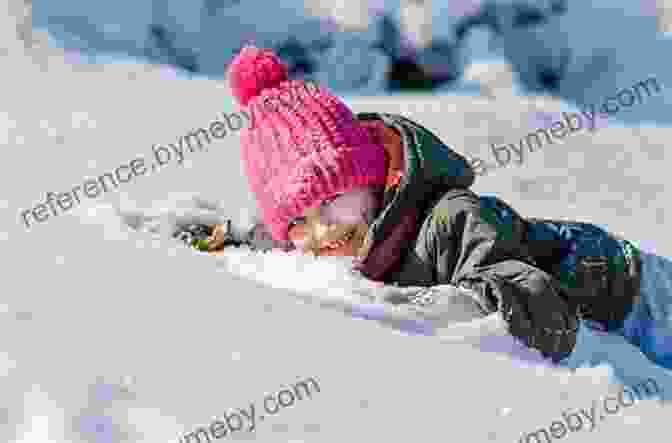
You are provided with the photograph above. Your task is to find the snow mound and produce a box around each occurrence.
[73,192,672,382]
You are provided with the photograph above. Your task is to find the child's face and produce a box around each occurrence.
[287,186,380,257]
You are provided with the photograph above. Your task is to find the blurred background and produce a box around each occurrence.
[24,0,672,123]
[24,2,662,86]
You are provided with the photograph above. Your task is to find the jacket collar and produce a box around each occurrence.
[353,112,475,281]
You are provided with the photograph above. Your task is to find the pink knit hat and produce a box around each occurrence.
[227,45,388,242]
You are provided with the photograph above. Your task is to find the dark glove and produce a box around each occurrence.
[491,276,579,362]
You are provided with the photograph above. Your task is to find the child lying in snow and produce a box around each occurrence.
[204,45,672,368]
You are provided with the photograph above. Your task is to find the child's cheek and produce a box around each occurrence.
[292,238,309,250]
[325,195,375,225]
[288,230,311,251]
[329,209,363,225]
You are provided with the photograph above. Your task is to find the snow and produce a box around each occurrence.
[4,0,672,442]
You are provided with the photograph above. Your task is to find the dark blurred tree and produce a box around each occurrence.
[146,24,199,73]
[273,35,334,79]
[372,14,457,91]
[204,0,241,17]
[454,0,571,93]
[274,37,316,77]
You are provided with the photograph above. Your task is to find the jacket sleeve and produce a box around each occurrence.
[405,192,578,362]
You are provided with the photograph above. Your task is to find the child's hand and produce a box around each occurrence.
[207,222,234,251]
[172,221,245,252]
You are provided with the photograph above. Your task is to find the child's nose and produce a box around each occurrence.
[312,220,329,239]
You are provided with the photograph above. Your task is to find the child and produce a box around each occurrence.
[220,45,672,368]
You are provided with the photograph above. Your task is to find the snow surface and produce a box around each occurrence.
[4,1,672,442]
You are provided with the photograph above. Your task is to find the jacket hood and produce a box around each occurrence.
[353,112,475,280]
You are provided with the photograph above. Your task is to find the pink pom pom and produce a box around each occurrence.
[227,45,289,106]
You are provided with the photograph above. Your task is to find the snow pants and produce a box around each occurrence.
[617,251,672,369]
